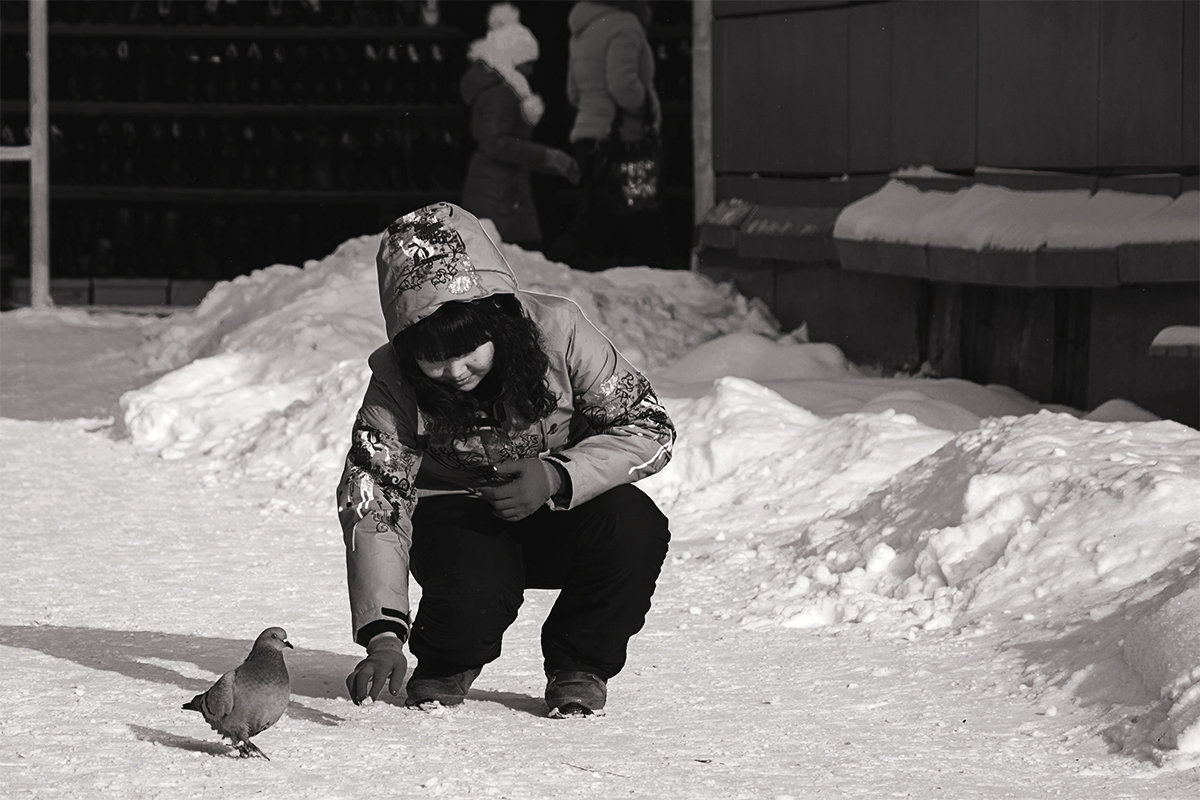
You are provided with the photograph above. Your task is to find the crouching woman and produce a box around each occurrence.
[337,202,674,718]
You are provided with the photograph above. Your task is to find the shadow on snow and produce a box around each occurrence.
[0,623,551,722]
[0,624,344,726]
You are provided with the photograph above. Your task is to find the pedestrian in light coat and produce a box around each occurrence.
[547,0,668,270]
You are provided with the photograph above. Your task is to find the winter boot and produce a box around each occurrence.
[405,664,482,709]
[545,670,607,718]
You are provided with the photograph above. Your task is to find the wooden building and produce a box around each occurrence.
[695,0,1198,427]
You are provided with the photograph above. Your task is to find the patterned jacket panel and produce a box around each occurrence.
[529,291,674,507]
[335,375,422,647]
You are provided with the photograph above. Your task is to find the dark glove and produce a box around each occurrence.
[544,148,580,185]
[346,634,408,705]
[478,458,562,521]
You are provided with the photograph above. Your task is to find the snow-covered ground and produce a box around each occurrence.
[1,228,1197,799]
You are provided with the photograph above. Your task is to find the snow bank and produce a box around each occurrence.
[735,411,1199,627]
[639,377,956,540]
[722,409,1200,762]
[120,226,778,491]
[132,225,778,377]
[1114,577,1200,759]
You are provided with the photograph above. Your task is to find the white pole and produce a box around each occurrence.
[29,0,51,308]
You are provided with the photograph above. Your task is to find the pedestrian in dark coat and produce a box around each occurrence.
[460,3,580,250]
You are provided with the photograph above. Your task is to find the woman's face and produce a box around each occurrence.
[415,341,496,393]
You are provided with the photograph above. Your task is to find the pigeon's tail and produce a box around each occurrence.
[182,695,204,713]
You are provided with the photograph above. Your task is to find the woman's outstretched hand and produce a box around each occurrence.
[478,458,562,521]
[346,634,408,705]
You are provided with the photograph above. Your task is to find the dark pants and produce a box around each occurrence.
[407,484,670,681]
[544,139,668,271]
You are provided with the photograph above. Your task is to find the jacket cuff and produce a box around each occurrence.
[540,454,574,510]
[355,614,410,649]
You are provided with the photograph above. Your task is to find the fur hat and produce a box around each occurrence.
[485,3,538,65]
[467,3,544,126]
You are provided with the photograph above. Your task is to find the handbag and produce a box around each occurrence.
[598,97,662,215]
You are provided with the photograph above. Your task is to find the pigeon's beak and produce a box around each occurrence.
[284,640,294,649]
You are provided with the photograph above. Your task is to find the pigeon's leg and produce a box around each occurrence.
[237,741,270,761]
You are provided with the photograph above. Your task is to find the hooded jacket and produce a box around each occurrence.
[566,1,661,143]
[460,60,551,245]
[337,202,675,647]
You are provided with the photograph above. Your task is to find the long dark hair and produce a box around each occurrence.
[393,294,558,433]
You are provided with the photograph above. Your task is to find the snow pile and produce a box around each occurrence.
[686,405,1200,761]
[639,377,955,541]
[120,226,778,491]
[732,411,1198,628]
[651,331,1051,433]
[132,226,777,377]
[834,180,1194,250]
[1108,577,1200,760]
[656,330,861,385]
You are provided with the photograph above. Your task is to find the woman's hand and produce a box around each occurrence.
[478,458,562,521]
[346,634,408,705]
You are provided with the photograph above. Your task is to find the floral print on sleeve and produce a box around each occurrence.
[572,367,675,481]
[579,370,673,442]
[338,416,421,538]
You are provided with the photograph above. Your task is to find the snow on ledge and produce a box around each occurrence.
[835,179,1199,251]
[1152,326,1200,349]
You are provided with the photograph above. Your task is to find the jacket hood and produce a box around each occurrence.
[462,52,545,125]
[568,1,616,35]
[376,202,519,342]
[460,60,501,106]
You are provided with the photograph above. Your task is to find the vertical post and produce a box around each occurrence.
[29,0,51,308]
[691,0,714,239]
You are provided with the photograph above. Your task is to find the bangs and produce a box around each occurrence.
[398,300,495,363]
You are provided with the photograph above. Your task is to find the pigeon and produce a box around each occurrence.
[182,626,293,760]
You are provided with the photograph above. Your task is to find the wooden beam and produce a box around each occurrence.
[29,0,50,309]
[692,0,714,237]
[0,146,33,161]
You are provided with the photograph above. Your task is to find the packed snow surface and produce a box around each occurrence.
[1,225,1197,798]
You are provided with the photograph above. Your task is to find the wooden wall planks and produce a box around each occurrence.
[977,0,1101,170]
[847,2,893,172]
[891,0,977,170]
[713,0,1197,182]
[1098,1,1182,168]
[714,8,848,174]
[1183,0,1199,164]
